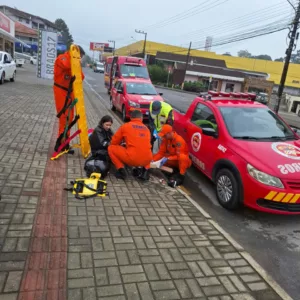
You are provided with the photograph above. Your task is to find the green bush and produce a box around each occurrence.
[183,81,206,93]
[148,65,170,84]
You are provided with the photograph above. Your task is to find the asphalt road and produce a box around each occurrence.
[83,68,300,299]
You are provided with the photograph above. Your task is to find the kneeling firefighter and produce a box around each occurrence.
[153,124,191,187]
[108,109,152,180]
[84,115,114,179]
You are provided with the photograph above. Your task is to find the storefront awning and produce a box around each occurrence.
[0,28,15,42]
[14,37,31,49]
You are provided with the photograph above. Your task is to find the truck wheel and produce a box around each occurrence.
[31,61,33,64]
[110,97,116,111]
[0,72,4,84]
[215,168,241,210]
[122,106,128,122]
[10,71,16,82]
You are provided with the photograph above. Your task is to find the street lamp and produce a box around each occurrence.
[135,29,147,59]
[108,40,115,55]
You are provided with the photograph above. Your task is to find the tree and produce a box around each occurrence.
[290,50,300,64]
[238,50,252,58]
[222,52,232,56]
[275,57,284,62]
[55,18,74,49]
[252,54,272,61]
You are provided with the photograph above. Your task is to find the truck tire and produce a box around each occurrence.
[215,168,242,210]
[110,96,116,111]
[0,72,4,84]
[122,105,128,122]
[10,71,16,82]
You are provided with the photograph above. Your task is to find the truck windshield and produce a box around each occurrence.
[219,106,296,140]
[126,82,157,95]
[120,65,149,79]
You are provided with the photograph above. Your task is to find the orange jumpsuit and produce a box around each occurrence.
[108,118,152,169]
[153,132,192,175]
[53,51,85,138]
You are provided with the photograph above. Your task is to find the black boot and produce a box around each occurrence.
[132,167,143,177]
[167,174,185,188]
[138,168,150,181]
[115,168,127,180]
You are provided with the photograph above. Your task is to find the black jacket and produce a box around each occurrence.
[89,126,113,160]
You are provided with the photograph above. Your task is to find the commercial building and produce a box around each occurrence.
[0,10,15,56]
[115,40,300,95]
[0,6,66,54]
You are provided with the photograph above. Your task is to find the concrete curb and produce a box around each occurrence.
[176,187,293,300]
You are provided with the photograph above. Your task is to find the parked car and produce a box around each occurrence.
[94,62,104,73]
[255,92,269,104]
[173,94,300,215]
[15,58,25,67]
[30,56,37,65]
[110,79,164,121]
[0,51,16,84]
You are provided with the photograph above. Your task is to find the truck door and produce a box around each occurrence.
[109,56,118,92]
[186,103,219,177]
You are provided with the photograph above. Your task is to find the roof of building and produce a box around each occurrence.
[176,62,246,79]
[15,21,37,37]
[115,40,300,89]
[0,5,57,29]
[156,51,227,68]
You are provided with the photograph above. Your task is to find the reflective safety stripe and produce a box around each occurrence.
[290,194,300,203]
[281,193,294,203]
[264,191,277,200]
[273,192,286,202]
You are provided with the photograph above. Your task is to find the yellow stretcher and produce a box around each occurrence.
[69,44,90,158]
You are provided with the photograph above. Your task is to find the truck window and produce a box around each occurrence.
[191,103,218,130]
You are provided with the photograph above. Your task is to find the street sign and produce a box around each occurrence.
[37,30,57,79]
[90,42,109,51]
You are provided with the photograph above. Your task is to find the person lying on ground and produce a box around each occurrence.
[152,124,192,187]
[108,109,152,180]
[84,115,113,178]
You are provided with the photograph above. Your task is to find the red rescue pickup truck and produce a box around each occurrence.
[173,94,300,215]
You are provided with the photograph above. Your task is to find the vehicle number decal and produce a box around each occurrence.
[278,162,300,174]
[271,142,300,160]
[218,144,227,153]
[191,132,201,152]
[190,154,205,170]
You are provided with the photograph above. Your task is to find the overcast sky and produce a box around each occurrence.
[3,0,298,59]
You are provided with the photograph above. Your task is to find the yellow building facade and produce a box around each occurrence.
[114,40,300,89]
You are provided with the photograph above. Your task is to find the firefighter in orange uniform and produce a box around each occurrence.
[108,110,152,180]
[153,124,191,187]
[53,45,85,152]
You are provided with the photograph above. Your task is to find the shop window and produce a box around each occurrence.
[225,83,234,92]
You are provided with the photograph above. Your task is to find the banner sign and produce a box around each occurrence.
[37,30,57,79]
[90,42,109,51]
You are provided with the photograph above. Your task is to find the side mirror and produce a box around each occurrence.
[202,127,217,138]
[159,92,163,96]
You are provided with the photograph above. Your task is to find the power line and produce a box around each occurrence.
[172,2,293,41]
[141,0,229,30]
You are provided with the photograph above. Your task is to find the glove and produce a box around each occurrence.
[153,129,159,139]
[102,140,110,148]
[159,157,168,168]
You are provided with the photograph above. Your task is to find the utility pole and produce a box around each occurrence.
[108,40,115,55]
[275,0,300,113]
[182,42,192,89]
[135,29,147,60]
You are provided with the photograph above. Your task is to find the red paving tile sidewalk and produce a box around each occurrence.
[0,67,290,300]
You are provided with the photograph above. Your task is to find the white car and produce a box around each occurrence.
[30,56,37,65]
[0,51,16,84]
